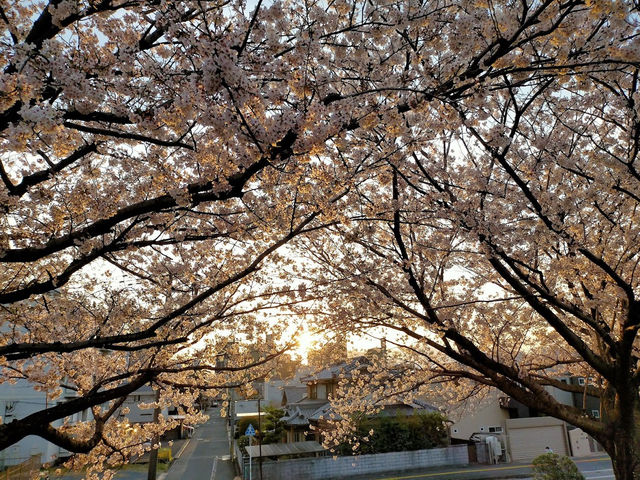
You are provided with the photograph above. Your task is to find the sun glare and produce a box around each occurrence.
[295,330,316,358]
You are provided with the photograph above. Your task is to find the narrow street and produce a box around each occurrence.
[163,408,236,480]
[53,408,236,480]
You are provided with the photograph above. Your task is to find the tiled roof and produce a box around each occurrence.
[300,356,370,382]
[282,400,329,426]
[282,386,307,404]
[308,403,341,422]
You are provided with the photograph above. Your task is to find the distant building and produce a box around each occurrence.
[0,379,65,467]
[0,380,170,467]
[118,385,168,423]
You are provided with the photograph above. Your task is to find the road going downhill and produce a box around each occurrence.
[163,408,235,480]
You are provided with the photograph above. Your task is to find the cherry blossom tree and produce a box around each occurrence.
[291,2,640,479]
[0,0,352,471]
[2,0,640,478]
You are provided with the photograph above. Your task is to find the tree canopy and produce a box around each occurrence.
[295,2,640,478]
[1,0,640,478]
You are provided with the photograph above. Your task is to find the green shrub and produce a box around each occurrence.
[237,435,251,448]
[336,411,449,455]
[235,409,285,444]
[532,453,585,480]
[261,407,286,444]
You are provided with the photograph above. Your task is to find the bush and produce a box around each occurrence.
[532,453,585,480]
[337,411,449,455]
[261,407,286,444]
[234,409,285,444]
[237,435,251,448]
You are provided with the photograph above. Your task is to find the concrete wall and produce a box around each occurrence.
[243,445,469,480]
[235,441,245,473]
[569,428,604,457]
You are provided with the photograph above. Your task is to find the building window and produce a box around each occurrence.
[317,383,327,399]
[4,401,16,421]
[578,377,586,386]
[591,410,600,419]
[488,426,503,433]
[308,384,317,400]
[326,382,336,398]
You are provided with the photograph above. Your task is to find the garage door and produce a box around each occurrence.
[507,418,568,461]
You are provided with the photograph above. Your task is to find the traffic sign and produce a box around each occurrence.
[245,424,256,436]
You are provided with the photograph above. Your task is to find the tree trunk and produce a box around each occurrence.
[602,393,640,480]
[609,433,639,480]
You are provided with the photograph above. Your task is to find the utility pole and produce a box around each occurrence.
[228,386,236,461]
[147,388,161,480]
[258,397,263,480]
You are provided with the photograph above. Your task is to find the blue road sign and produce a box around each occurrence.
[245,424,256,436]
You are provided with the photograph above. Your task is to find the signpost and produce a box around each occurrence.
[245,424,256,480]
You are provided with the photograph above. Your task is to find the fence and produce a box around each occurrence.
[240,444,469,480]
[1,455,41,480]
[234,441,244,474]
[473,442,492,464]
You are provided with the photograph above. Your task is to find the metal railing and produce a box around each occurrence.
[1,455,41,480]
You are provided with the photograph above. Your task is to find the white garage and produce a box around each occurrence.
[506,417,569,461]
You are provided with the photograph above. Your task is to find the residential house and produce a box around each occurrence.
[281,357,439,444]
[0,379,65,467]
[0,380,170,467]
[448,376,604,461]
[280,385,307,407]
[119,385,168,423]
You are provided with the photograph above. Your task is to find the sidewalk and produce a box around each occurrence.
[347,454,611,480]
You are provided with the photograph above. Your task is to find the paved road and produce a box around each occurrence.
[163,408,236,480]
[53,409,235,480]
[359,454,612,480]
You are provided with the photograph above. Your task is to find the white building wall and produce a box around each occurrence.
[261,381,285,408]
[450,402,510,441]
[119,390,167,423]
[545,384,573,406]
[0,381,165,467]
